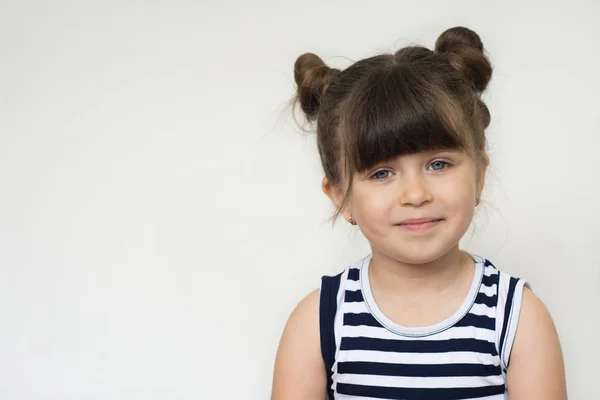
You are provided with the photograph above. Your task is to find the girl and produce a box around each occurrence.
[271,27,567,399]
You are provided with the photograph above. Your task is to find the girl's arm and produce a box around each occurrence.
[271,289,327,400]
[507,287,567,399]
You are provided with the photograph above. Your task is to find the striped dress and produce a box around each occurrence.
[319,253,527,399]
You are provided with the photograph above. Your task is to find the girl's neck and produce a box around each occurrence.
[368,246,474,297]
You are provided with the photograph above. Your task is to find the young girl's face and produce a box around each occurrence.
[348,149,485,264]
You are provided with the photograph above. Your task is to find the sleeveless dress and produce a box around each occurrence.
[319,253,527,399]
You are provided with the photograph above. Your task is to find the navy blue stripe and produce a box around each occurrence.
[344,311,495,331]
[474,291,497,308]
[481,273,497,287]
[337,361,502,377]
[319,273,341,400]
[344,312,382,327]
[340,337,497,354]
[454,313,495,330]
[337,382,505,399]
[499,276,518,366]
[344,290,364,303]
[347,268,360,281]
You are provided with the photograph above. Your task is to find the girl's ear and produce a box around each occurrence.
[322,176,350,214]
[477,154,490,199]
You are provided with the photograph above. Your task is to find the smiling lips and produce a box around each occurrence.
[395,218,444,231]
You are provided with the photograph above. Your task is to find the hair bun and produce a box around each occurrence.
[294,53,339,121]
[434,27,492,93]
[435,26,484,53]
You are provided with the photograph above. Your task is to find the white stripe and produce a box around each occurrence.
[501,279,526,369]
[335,395,384,400]
[335,372,504,389]
[335,392,505,400]
[341,325,495,343]
[484,264,498,276]
[344,280,361,291]
[471,302,496,318]
[337,349,500,366]
[479,283,497,297]
[340,300,369,314]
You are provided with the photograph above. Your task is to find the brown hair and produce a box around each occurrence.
[292,26,493,223]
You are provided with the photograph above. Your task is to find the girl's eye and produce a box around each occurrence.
[370,170,391,180]
[427,160,451,171]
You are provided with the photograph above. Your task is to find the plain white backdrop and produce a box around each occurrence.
[0,0,598,398]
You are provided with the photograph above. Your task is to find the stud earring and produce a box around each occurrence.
[347,213,357,225]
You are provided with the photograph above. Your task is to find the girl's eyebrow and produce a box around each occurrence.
[427,149,464,156]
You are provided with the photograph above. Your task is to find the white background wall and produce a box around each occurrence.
[0,0,598,398]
